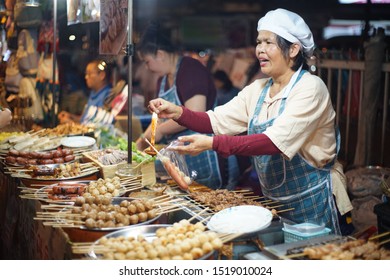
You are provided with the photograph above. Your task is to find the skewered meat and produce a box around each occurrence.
[4,148,74,166]
[94,219,223,260]
[5,156,16,164]
[51,184,86,195]
[301,239,390,260]
[190,189,264,211]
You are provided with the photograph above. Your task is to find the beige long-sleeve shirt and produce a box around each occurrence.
[207,72,352,215]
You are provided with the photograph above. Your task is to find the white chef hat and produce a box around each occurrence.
[257,8,315,57]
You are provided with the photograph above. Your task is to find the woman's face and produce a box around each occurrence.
[85,62,105,91]
[255,30,290,78]
[141,52,166,77]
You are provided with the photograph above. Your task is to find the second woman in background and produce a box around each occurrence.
[135,22,238,189]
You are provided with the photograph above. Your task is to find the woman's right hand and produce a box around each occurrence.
[58,111,72,124]
[148,98,183,120]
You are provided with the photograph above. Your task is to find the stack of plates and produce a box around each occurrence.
[61,136,96,149]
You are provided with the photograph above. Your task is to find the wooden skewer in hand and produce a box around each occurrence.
[145,113,158,156]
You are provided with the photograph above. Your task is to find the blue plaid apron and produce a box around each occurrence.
[248,68,341,234]
[158,57,222,189]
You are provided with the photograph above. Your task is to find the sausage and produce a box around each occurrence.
[16,157,28,165]
[31,166,56,177]
[53,157,64,164]
[5,156,16,164]
[39,159,54,165]
[64,154,75,162]
[62,149,73,156]
[9,149,19,157]
[26,159,38,165]
[161,157,189,190]
[52,185,85,195]
[29,152,42,159]
[50,150,62,158]
[19,151,30,158]
[41,152,53,159]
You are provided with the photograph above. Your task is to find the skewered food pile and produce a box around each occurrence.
[190,189,265,212]
[0,133,62,151]
[302,239,390,260]
[26,162,82,178]
[70,197,158,229]
[5,148,75,165]
[23,176,138,204]
[93,219,223,260]
[287,239,390,260]
[45,182,87,200]
[0,132,24,144]
[83,177,123,198]
[43,122,92,136]
[84,149,127,165]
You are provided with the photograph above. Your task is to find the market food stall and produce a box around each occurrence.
[1,125,389,260]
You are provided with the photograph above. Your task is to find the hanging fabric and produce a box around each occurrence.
[36,79,59,127]
[13,0,42,28]
[4,52,22,93]
[18,76,43,121]
[36,52,58,82]
[16,29,39,76]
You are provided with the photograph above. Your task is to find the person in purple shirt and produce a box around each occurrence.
[135,22,239,189]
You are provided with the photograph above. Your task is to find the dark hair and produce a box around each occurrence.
[88,59,111,82]
[276,36,308,71]
[137,21,176,57]
[213,70,233,91]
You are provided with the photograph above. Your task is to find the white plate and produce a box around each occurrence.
[61,136,96,148]
[207,205,273,235]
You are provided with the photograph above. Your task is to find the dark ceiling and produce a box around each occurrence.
[58,0,390,57]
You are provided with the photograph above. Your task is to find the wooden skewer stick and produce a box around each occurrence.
[260,200,281,206]
[266,204,284,209]
[157,207,183,215]
[378,238,390,247]
[199,215,212,224]
[233,189,254,193]
[144,138,163,157]
[154,197,185,205]
[369,231,390,241]
[281,252,307,259]
[40,204,74,209]
[220,233,244,243]
[71,242,95,246]
[123,186,143,192]
[276,207,294,214]
[158,203,189,212]
[188,207,210,222]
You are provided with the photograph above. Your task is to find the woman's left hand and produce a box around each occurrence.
[172,134,213,156]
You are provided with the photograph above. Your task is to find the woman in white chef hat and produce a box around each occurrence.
[148,9,353,235]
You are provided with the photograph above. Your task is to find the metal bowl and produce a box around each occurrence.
[87,224,215,260]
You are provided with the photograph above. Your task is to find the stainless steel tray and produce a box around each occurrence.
[87,224,215,260]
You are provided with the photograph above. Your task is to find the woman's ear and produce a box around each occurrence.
[155,50,165,61]
[290,43,301,58]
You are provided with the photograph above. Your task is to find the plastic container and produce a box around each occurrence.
[158,140,193,190]
[282,223,331,243]
[116,162,156,186]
